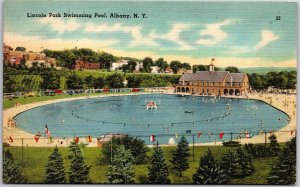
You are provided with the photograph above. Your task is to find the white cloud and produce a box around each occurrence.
[149,23,195,50]
[195,19,233,46]
[85,22,195,50]
[85,22,159,47]
[227,30,279,54]
[3,32,119,51]
[254,30,279,50]
[39,18,81,34]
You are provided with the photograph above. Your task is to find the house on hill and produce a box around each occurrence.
[176,60,249,96]
[75,59,102,70]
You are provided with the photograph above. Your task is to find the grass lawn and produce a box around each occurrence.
[4,145,276,184]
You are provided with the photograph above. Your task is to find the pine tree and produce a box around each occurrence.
[170,136,190,177]
[233,146,254,177]
[220,149,235,180]
[45,146,66,183]
[68,142,91,184]
[193,149,227,184]
[267,137,296,184]
[268,134,280,156]
[107,145,135,184]
[3,149,27,184]
[147,145,170,184]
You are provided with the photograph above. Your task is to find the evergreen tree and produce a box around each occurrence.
[68,142,91,184]
[193,149,227,184]
[220,149,235,180]
[107,145,135,184]
[45,146,66,183]
[3,149,27,184]
[170,136,190,177]
[147,145,170,184]
[267,137,296,184]
[268,134,280,156]
[233,146,254,177]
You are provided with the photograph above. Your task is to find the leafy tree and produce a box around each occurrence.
[45,146,66,183]
[68,141,91,184]
[61,49,76,69]
[101,136,149,165]
[233,146,254,177]
[155,58,169,73]
[3,75,17,93]
[193,149,227,184]
[98,52,116,69]
[147,145,170,184]
[170,61,182,74]
[15,47,26,51]
[66,73,84,90]
[106,73,124,88]
[127,60,137,72]
[84,75,96,89]
[107,145,135,184]
[94,77,106,89]
[267,137,296,184]
[170,136,190,177]
[127,75,142,88]
[225,66,240,73]
[248,73,266,90]
[182,62,191,70]
[3,149,27,184]
[41,70,61,90]
[220,150,235,179]
[268,134,280,156]
[193,65,209,72]
[141,57,153,73]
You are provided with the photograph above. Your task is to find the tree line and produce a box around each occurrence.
[3,135,296,184]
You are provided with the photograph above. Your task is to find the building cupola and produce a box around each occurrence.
[209,58,215,71]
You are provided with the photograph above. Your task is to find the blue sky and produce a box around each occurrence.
[3,1,297,67]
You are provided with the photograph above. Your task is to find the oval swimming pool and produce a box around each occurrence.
[15,94,288,144]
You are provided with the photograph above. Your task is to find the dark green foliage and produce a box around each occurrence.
[107,145,135,184]
[225,66,240,73]
[267,137,296,184]
[147,145,170,184]
[170,60,182,74]
[154,58,169,73]
[141,57,154,73]
[45,147,66,183]
[193,149,227,184]
[220,150,235,179]
[170,136,190,177]
[101,136,149,165]
[41,70,61,90]
[127,75,142,88]
[3,149,27,184]
[268,134,280,156]
[106,73,124,88]
[233,146,254,177]
[66,73,84,89]
[222,140,240,147]
[68,141,91,184]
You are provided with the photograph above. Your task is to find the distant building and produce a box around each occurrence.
[111,59,129,71]
[164,67,174,74]
[150,66,160,74]
[3,44,57,67]
[75,59,101,70]
[176,59,249,96]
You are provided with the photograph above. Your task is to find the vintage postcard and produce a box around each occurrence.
[2,0,297,185]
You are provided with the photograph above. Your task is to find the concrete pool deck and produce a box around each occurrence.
[2,92,297,147]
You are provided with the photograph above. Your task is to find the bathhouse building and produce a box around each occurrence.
[176,62,249,96]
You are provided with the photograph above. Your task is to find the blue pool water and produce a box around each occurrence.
[15,94,288,144]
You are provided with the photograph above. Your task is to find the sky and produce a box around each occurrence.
[3,1,298,68]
